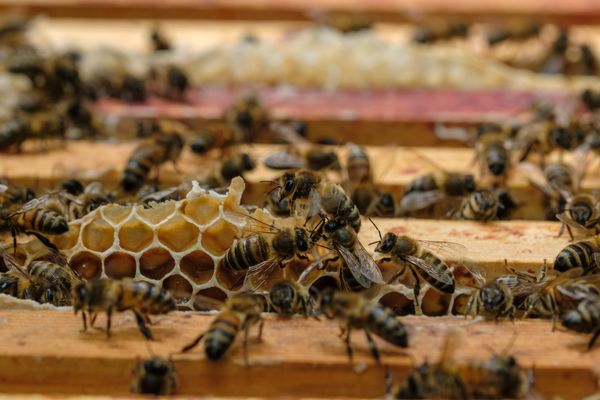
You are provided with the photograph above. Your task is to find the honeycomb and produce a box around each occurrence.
[7,177,480,314]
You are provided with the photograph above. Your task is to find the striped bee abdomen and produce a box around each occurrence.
[223,235,270,272]
[554,241,596,273]
[21,208,68,234]
[365,305,408,347]
[205,312,240,360]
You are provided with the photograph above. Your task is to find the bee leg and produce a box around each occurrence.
[256,319,264,341]
[90,312,97,328]
[243,323,251,367]
[133,309,154,340]
[364,330,381,365]
[588,329,600,350]
[25,231,59,254]
[181,332,205,353]
[106,308,112,338]
[81,311,88,332]
[566,225,574,241]
[384,367,393,398]
[410,269,423,315]
[344,326,354,363]
[557,223,565,238]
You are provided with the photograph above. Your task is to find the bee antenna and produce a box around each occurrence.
[368,217,383,241]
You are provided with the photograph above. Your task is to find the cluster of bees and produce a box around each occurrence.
[1,16,600,400]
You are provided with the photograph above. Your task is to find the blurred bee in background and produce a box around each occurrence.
[399,150,476,215]
[189,126,232,155]
[0,118,29,152]
[300,217,383,292]
[0,181,35,207]
[374,229,460,314]
[182,294,265,365]
[131,356,177,395]
[263,146,340,172]
[149,24,172,52]
[121,122,184,192]
[412,20,469,44]
[148,64,189,101]
[493,187,519,220]
[449,189,500,222]
[265,186,291,216]
[556,192,600,240]
[269,119,308,145]
[486,20,542,46]
[268,279,317,317]
[276,170,362,232]
[323,14,373,34]
[202,152,256,190]
[473,123,512,182]
[225,91,269,144]
[524,161,579,221]
[72,278,176,339]
[581,88,600,111]
[318,288,408,364]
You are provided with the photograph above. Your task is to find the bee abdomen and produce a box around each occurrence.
[458,191,497,221]
[366,305,408,347]
[340,266,366,292]
[554,241,595,273]
[205,313,240,360]
[119,281,175,313]
[24,208,68,234]
[419,252,455,293]
[223,235,269,272]
[404,174,437,194]
[122,158,152,191]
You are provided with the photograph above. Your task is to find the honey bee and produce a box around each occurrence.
[150,25,172,52]
[318,288,408,364]
[516,120,577,165]
[486,20,541,46]
[72,279,176,339]
[0,196,69,253]
[0,182,35,207]
[277,170,362,232]
[27,257,81,306]
[131,356,177,395]
[525,161,579,220]
[223,214,314,290]
[0,118,28,152]
[366,192,396,218]
[324,14,373,34]
[345,143,371,183]
[553,235,600,274]
[220,152,256,183]
[300,217,383,291]
[189,127,227,154]
[121,130,184,192]
[412,20,469,44]
[374,230,460,313]
[582,88,600,111]
[148,65,189,101]
[388,332,532,399]
[263,146,340,171]
[265,186,290,216]
[268,279,316,317]
[450,189,500,222]
[556,193,600,240]
[494,188,519,220]
[62,182,111,220]
[561,291,600,349]
[474,123,511,180]
[0,252,37,301]
[225,91,268,144]
[181,294,265,365]
[269,119,308,145]
[466,263,546,320]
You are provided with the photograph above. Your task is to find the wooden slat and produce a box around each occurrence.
[0,309,595,399]
[2,141,598,220]
[94,88,574,147]
[2,0,600,24]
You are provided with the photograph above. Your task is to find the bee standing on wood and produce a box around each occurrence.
[225,91,268,144]
[27,257,81,306]
[449,189,500,222]
[474,123,512,182]
[131,356,177,395]
[121,124,184,192]
[318,288,408,364]
[182,294,265,365]
[72,279,176,339]
[374,230,460,314]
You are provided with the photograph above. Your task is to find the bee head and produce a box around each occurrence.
[375,232,397,253]
[294,228,310,253]
[72,281,89,312]
[269,281,295,315]
[480,284,505,312]
[569,204,593,225]
[281,172,296,196]
[144,357,170,376]
[464,174,476,193]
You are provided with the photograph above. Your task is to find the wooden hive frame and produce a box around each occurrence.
[1,14,600,400]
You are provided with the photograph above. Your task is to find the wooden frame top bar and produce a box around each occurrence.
[2,0,600,24]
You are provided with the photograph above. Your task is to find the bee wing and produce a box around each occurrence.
[417,240,467,259]
[8,195,50,216]
[192,294,226,311]
[495,275,545,297]
[556,284,600,302]
[340,238,384,286]
[243,257,283,291]
[555,212,596,237]
[140,187,179,202]
[404,255,454,287]
[306,188,322,219]
[84,182,104,194]
[269,121,310,146]
[263,150,306,170]
[399,190,446,212]
[1,251,28,278]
